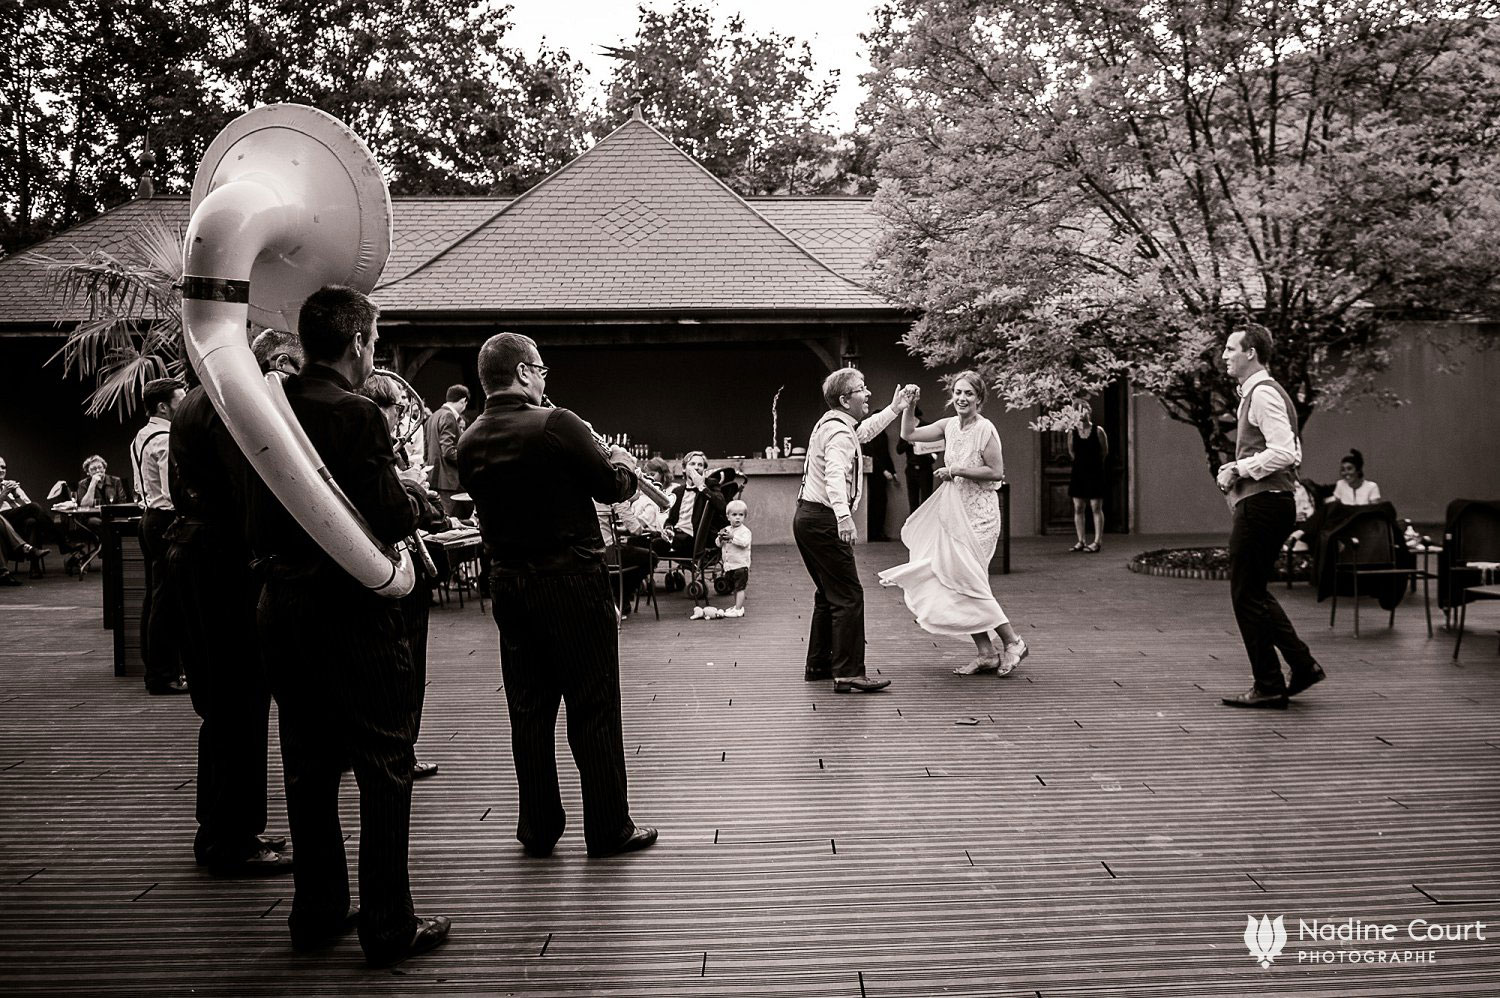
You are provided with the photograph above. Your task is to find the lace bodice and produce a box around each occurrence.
[944,417,1001,492]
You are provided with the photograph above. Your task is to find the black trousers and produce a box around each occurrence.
[793,500,865,680]
[906,466,934,511]
[397,579,431,739]
[258,574,418,957]
[490,567,633,854]
[167,536,270,864]
[1230,491,1319,693]
[605,544,651,612]
[867,473,890,541]
[139,508,180,689]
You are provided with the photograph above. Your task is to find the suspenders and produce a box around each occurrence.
[798,413,860,509]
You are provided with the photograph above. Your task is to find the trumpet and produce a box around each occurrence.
[371,367,444,580]
[540,395,672,510]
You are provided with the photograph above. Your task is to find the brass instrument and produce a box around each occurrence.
[540,395,672,510]
[372,367,442,579]
[181,104,414,597]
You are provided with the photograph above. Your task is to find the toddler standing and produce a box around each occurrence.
[692,499,751,619]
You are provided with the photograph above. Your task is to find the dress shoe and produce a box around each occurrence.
[520,839,556,858]
[207,844,293,877]
[364,915,452,968]
[1287,665,1326,697]
[258,833,288,853]
[0,572,21,586]
[412,760,439,780]
[804,669,832,682]
[587,825,658,858]
[146,679,190,695]
[834,676,892,694]
[1220,687,1288,710]
[291,906,360,953]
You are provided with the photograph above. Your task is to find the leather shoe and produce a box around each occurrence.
[1287,665,1326,697]
[364,915,451,968]
[833,676,891,694]
[207,845,292,877]
[588,825,658,858]
[804,669,831,682]
[520,839,555,858]
[257,833,288,853]
[291,906,360,953]
[146,679,189,695]
[1220,687,1288,710]
[412,760,439,780]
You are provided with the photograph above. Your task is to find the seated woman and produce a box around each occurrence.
[596,494,653,616]
[1327,448,1381,505]
[651,450,728,561]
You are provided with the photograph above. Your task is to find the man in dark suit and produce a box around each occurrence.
[248,286,450,966]
[897,406,937,510]
[165,330,301,876]
[862,428,897,542]
[422,384,469,515]
[458,331,657,860]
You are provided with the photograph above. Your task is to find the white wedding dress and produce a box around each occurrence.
[878,416,1007,636]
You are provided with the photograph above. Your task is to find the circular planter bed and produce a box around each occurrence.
[1128,546,1308,581]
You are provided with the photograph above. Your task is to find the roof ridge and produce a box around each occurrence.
[376,115,649,291]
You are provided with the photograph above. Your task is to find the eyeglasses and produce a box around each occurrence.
[520,361,550,378]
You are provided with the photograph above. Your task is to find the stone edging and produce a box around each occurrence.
[1126,560,1231,581]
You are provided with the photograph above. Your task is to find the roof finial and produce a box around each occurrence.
[135,129,156,199]
[629,95,645,122]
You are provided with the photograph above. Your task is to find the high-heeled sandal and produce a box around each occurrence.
[998,639,1029,676]
[953,654,1000,676]
[1084,541,1101,553]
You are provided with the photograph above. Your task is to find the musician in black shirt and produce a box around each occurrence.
[247,286,450,967]
[457,331,657,860]
[164,330,301,876]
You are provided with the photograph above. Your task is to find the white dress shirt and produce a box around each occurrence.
[800,406,897,520]
[131,415,174,510]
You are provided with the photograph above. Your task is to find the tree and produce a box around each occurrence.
[602,2,845,195]
[865,0,1500,476]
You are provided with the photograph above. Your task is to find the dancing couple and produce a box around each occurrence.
[794,368,1027,693]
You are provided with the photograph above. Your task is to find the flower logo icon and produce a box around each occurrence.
[1245,915,1287,968]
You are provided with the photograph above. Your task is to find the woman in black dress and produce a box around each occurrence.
[1067,409,1109,552]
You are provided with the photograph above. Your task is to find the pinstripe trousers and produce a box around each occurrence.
[258,573,419,957]
[490,567,634,854]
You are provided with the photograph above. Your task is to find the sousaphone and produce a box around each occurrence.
[181,104,415,596]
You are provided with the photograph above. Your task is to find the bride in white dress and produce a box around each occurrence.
[879,372,1029,675]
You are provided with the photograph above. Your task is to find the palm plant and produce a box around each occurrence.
[43,216,186,419]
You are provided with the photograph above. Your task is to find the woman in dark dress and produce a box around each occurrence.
[1067,409,1109,553]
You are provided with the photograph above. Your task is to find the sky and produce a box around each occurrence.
[500,0,881,130]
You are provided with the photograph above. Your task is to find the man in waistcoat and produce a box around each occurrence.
[794,368,914,694]
[1215,324,1327,709]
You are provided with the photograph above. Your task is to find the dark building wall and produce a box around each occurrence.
[0,340,141,500]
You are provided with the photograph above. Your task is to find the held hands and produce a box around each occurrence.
[837,514,857,544]
[890,384,920,413]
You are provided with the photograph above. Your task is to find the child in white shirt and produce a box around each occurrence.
[693,499,752,619]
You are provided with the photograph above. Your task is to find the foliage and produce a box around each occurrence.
[42,216,187,419]
[865,0,1500,475]
[601,2,849,195]
[1,0,596,255]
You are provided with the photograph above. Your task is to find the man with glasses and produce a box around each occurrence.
[162,328,303,875]
[458,332,658,860]
[796,368,915,694]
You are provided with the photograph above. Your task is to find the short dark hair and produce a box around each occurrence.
[445,384,470,404]
[142,377,183,414]
[1238,322,1275,365]
[298,285,378,363]
[477,332,539,394]
[1342,447,1365,473]
[250,328,304,374]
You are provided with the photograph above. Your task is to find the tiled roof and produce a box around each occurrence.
[0,120,893,327]
[747,197,884,284]
[373,117,890,314]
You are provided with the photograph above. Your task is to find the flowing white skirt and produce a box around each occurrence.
[878,482,1007,636]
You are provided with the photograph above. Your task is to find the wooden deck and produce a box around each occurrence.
[3,535,1499,996]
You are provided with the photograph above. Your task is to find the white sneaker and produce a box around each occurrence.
[689,606,705,620]
[998,639,1029,676]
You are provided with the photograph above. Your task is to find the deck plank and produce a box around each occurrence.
[2,534,1498,995]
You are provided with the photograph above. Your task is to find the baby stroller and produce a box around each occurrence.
[657,466,747,600]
